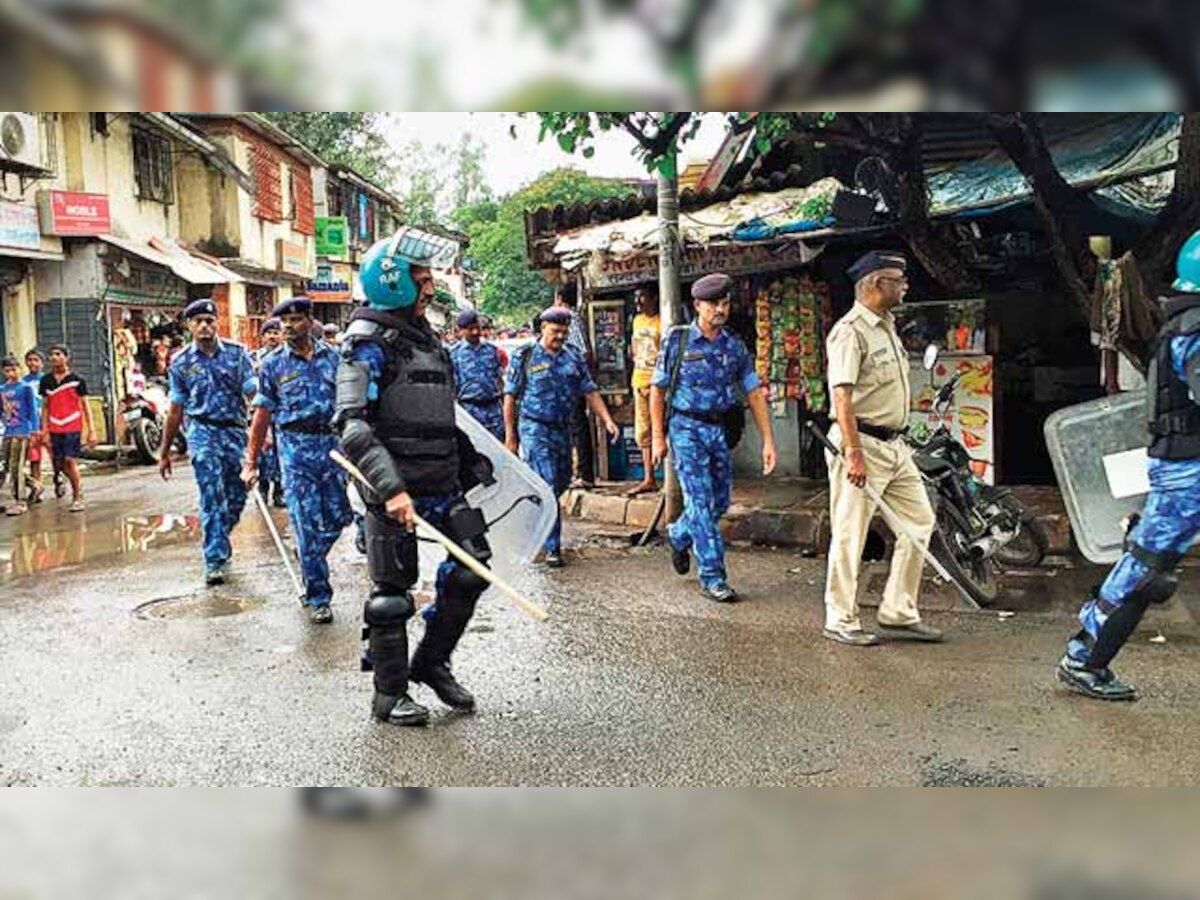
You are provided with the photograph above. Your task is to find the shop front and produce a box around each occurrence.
[1,197,64,358]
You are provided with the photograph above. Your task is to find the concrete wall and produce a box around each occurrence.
[732,398,803,478]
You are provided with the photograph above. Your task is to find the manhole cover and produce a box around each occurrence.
[134,592,266,620]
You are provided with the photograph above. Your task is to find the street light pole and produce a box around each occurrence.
[657,157,684,523]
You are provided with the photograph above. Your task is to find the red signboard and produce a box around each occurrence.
[37,190,111,236]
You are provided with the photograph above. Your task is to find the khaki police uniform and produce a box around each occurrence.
[824,302,935,632]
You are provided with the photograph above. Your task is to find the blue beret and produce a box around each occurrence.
[260,317,282,334]
[184,298,217,319]
[691,273,732,302]
[540,306,572,325]
[456,309,479,329]
[847,251,907,283]
[271,295,313,318]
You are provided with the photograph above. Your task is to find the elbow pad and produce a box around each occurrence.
[340,418,406,502]
[334,359,372,426]
[1186,352,1200,406]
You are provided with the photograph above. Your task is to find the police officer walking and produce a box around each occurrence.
[251,317,285,508]
[159,299,257,586]
[822,252,941,646]
[1059,232,1200,701]
[242,296,352,625]
[504,306,620,568]
[451,308,507,442]
[649,273,777,603]
[336,230,499,727]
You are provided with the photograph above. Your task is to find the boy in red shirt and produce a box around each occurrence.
[39,344,96,512]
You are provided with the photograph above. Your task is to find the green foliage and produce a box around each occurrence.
[260,113,397,185]
[452,169,637,326]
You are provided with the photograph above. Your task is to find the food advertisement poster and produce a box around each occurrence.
[909,354,996,485]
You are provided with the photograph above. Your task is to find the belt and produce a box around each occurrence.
[850,420,902,442]
[672,407,725,426]
[279,419,335,435]
[460,397,501,406]
[522,414,569,429]
[191,414,245,429]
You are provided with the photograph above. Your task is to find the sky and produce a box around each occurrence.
[380,113,732,198]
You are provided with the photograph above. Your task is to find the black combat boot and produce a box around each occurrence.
[410,593,478,711]
[366,594,429,726]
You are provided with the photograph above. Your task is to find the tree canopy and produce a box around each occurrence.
[260,113,398,186]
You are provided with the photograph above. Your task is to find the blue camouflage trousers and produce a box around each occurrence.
[463,400,506,443]
[278,432,353,608]
[519,419,573,554]
[189,422,248,568]
[257,434,280,485]
[1069,458,1200,664]
[668,416,733,589]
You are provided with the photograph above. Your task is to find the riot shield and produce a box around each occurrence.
[1044,390,1149,564]
[347,404,557,582]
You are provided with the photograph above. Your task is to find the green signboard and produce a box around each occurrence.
[315,216,348,258]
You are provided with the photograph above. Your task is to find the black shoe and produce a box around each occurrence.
[544,550,564,568]
[670,542,691,576]
[701,581,739,603]
[204,564,225,586]
[1057,655,1139,702]
[372,692,430,726]
[411,657,475,711]
[272,484,286,508]
[309,604,333,625]
[876,621,944,643]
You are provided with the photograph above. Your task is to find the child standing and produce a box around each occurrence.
[2,355,40,515]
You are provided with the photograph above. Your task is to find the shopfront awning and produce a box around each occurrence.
[0,246,65,262]
[220,259,299,288]
[98,235,243,284]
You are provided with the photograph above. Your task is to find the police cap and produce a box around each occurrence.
[540,306,572,326]
[271,295,313,318]
[691,273,732,302]
[260,317,282,334]
[184,298,217,319]
[847,250,907,283]
[456,308,479,329]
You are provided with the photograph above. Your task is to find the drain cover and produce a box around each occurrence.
[134,592,266,620]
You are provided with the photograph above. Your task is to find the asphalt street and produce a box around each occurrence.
[2,462,1199,786]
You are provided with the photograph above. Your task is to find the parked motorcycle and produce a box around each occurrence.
[907,346,1048,606]
[123,373,184,464]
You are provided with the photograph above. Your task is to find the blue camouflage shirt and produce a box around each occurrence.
[651,322,759,415]
[505,342,596,424]
[168,339,256,422]
[451,340,505,404]
[253,339,341,427]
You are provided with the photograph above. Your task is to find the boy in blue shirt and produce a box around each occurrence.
[2,355,40,515]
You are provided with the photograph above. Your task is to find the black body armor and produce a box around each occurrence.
[1148,295,1200,461]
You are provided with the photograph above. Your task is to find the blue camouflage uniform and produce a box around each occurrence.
[168,339,257,569]
[451,339,506,441]
[505,342,597,554]
[652,322,760,590]
[251,346,281,487]
[1068,333,1200,663]
[254,340,353,609]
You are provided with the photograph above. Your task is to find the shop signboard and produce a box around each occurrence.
[276,238,307,276]
[36,190,111,236]
[0,200,40,251]
[307,261,353,302]
[586,239,815,289]
[315,216,348,257]
[588,299,628,393]
[102,257,186,305]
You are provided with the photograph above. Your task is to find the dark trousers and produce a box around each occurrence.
[571,398,595,482]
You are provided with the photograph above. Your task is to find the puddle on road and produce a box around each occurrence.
[134,591,266,620]
[0,509,290,584]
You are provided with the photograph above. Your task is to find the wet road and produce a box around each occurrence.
[2,463,1200,786]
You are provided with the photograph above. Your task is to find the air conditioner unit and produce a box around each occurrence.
[0,113,44,170]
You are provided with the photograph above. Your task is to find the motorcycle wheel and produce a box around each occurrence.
[992,504,1049,568]
[929,505,1000,607]
[131,417,163,465]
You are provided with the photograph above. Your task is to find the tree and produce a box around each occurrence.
[453,169,638,325]
[260,113,398,186]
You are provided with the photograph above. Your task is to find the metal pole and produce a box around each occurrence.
[657,158,684,524]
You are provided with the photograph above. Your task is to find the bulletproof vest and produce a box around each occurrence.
[1147,294,1200,460]
[351,308,460,495]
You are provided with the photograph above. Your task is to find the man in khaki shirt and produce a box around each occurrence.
[822,251,942,646]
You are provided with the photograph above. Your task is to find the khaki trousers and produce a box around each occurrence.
[824,427,936,632]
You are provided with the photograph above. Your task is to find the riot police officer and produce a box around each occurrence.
[1059,231,1200,701]
[159,298,257,586]
[335,229,497,727]
[503,306,620,568]
[243,296,352,625]
[649,273,777,603]
[451,308,507,442]
[251,317,285,508]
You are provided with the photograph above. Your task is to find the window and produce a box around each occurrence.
[132,128,174,204]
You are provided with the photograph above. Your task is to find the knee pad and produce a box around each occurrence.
[1128,542,1182,606]
[364,591,414,626]
[442,563,489,600]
